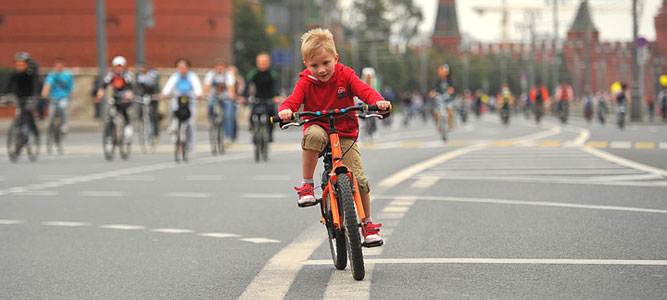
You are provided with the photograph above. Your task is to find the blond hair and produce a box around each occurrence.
[300,28,337,61]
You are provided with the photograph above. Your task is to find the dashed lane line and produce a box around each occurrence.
[198,232,241,238]
[0,219,25,225]
[150,228,195,234]
[635,142,656,149]
[15,190,59,196]
[240,238,281,244]
[99,224,146,230]
[42,221,91,227]
[410,176,439,188]
[659,142,667,149]
[416,174,667,187]
[609,141,632,149]
[303,258,667,266]
[373,195,667,214]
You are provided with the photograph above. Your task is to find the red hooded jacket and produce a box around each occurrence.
[279,63,384,139]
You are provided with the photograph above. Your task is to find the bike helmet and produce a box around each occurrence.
[14,51,30,62]
[112,56,127,67]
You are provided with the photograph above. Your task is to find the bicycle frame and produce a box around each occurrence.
[319,118,367,230]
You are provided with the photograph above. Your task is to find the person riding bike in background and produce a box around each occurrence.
[430,64,454,132]
[555,80,573,120]
[614,82,630,123]
[361,67,379,136]
[135,62,161,143]
[583,90,594,122]
[2,52,41,139]
[242,52,281,143]
[658,81,667,122]
[203,59,237,142]
[96,56,135,138]
[161,58,203,154]
[277,28,390,245]
[529,82,549,122]
[41,57,74,133]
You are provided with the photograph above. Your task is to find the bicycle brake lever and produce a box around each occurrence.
[281,122,300,129]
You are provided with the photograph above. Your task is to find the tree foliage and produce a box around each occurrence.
[233,1,272,74]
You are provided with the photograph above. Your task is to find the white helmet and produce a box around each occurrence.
[112,56,127,67]
[361,67,376,78]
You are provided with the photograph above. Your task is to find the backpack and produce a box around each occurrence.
[174,96,191,121]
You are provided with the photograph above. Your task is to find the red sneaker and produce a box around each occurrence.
[362,222,383,246]
[294,183,316,206]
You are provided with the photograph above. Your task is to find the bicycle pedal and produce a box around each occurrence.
[362,240,384,248]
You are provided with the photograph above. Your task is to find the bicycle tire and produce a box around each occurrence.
[103,122,116,161]
[440,112,448,141]
[253,125,261,162]
[261,125,269,162]
[26,127,39,162]
[7,123,19,163]
[217,124,225,154]
[337,174,365,280]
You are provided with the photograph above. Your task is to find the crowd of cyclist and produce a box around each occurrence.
[1,51,283,161]
[2,53,667,162]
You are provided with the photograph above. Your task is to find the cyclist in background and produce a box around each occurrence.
[161,58,203,153]
[135,62,161,143]
[96,56,135,138]
[429,64,454,132]
[2,52,41,139]
[242,52,281,143]
[203,59,236,142]
[41,57,74,133]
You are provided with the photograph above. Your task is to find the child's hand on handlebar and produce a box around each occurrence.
[278,109,293,121]
[375,100,391,110]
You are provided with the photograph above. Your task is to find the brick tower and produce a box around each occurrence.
[655,0,667,61]
[431,0,461,51]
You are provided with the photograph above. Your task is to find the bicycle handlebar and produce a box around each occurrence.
[269,103,392,129]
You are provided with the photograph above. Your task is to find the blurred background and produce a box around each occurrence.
[0,0,665,123]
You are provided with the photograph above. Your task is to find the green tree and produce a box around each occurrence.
[233,1,272,74]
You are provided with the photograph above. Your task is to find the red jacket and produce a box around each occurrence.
[279,63,384,139]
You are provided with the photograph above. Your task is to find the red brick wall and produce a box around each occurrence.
[0,0,232,68]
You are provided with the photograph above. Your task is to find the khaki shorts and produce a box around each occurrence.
[301,125,370,195]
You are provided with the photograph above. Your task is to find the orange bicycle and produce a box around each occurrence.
[271,104,390,281]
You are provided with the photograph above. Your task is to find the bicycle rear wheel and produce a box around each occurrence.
[439,111,448,141]
[260,125,269,162]
[337,174,365,280]
[7,123,19,163]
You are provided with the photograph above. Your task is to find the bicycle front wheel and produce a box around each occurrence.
[103,122,116,161]
[25,126,39,162]
[337,174,365,280]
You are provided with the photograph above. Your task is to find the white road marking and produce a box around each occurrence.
[303,258,667,266]
[421,174,667,187]
[42,221,91,227]
[410,176,439,188]
[582,146,667,178]
[238,224,324,300]
[16,190,59,196]
[79,191,126,197]
[426,169,642,176]
[0,219,25,225]
[373,195,667,214]
[186,175,223,181]
[198,232,241,238]
[242,194,288,199]
[609,141,632,149]
[379,143,487,187]
[379,127,560,187]
[240,238,281,244]
[382,206,410,213]
[99,224,146,230]
[114,175,155,181]
[165,192,211,198]
[150,228,194,234]
[252,175,291,181]
[378,212,406,219]
[659,142,667,149]
[587,173,665,182]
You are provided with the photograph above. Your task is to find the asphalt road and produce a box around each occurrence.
[1,112,666,299]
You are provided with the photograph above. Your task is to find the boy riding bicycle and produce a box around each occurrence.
[277,28,390,245]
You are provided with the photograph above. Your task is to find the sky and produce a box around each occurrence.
[415,0,663,42]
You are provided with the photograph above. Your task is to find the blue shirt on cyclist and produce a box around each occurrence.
[45,70,73,100]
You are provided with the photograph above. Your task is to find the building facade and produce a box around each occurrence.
[0,0,232,68]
